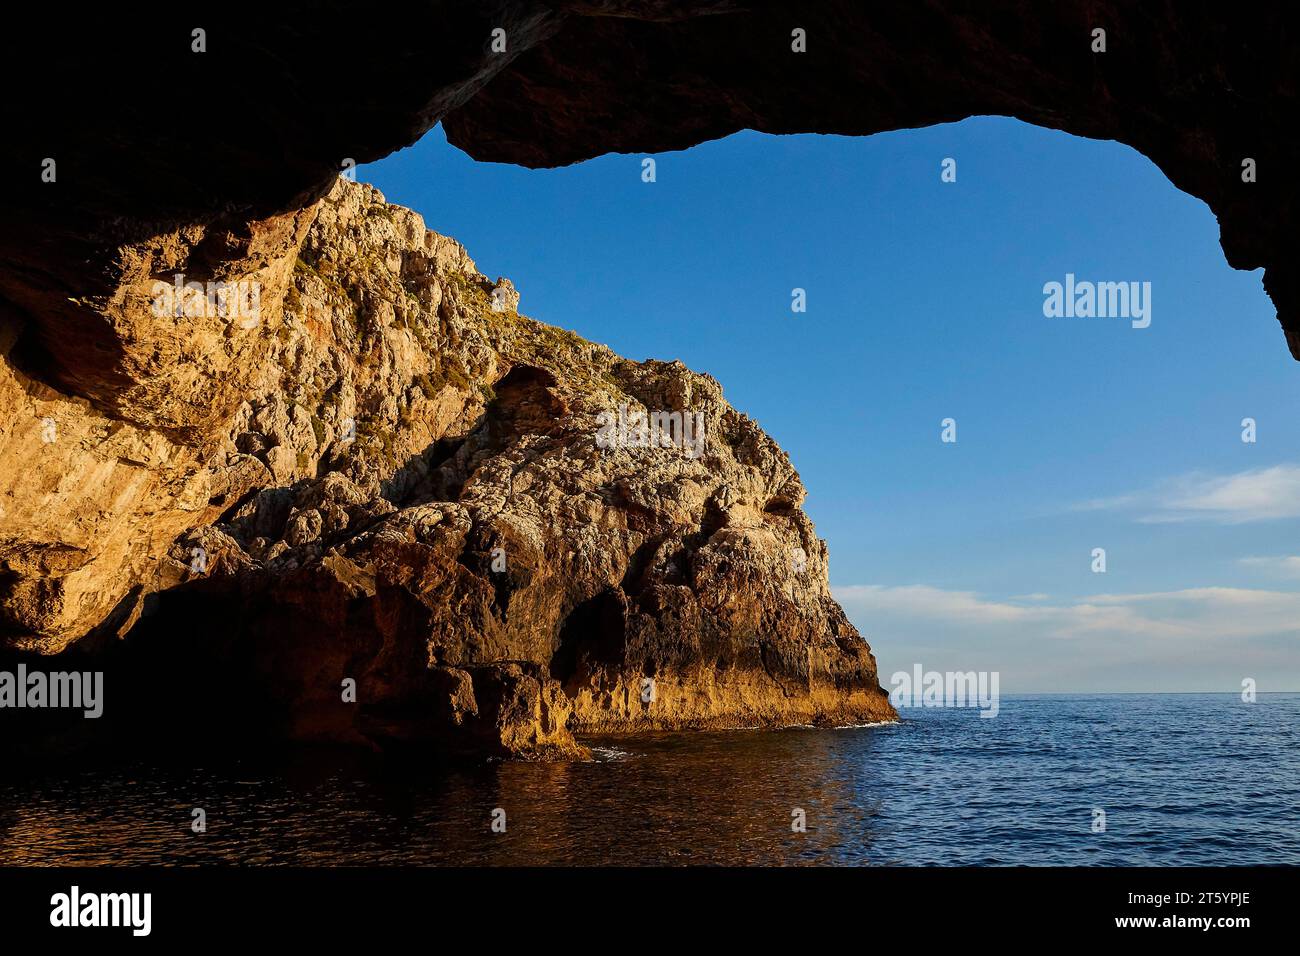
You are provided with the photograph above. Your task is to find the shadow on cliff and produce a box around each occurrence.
[0,363,585,770]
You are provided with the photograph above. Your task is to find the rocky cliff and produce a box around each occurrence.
[5,1,1284,758]
[0,180,893,758]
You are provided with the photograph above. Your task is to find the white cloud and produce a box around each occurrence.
[1239,555,1300,578]
[834,583,1300,692]
[1077,464,1300,523]
[836,583,1300,641]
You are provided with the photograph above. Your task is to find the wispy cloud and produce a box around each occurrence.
[835,583,1300,641]
[1239,555,1300,578]
[834,583,1300,692]
[1077,464,1300,523]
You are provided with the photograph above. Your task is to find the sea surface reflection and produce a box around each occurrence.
[2,695,1296,865]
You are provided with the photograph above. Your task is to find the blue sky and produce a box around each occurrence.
[360,117,1300,693]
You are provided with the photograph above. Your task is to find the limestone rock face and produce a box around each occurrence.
[490,278,521,314]
[0,181,893,758]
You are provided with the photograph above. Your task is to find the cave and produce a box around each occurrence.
[0,11,1296,932]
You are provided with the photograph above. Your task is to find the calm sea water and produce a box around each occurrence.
[1,694,1296,865]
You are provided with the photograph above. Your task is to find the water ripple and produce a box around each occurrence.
[0,694,1296,865]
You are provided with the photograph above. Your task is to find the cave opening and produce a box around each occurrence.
[356,113,1288,695]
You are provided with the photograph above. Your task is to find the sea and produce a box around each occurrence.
[1,693,1296,866]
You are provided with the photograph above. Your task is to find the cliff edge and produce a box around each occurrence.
[0,180,894,758]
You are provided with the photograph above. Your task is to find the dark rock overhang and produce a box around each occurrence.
[2,0,1296,381]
